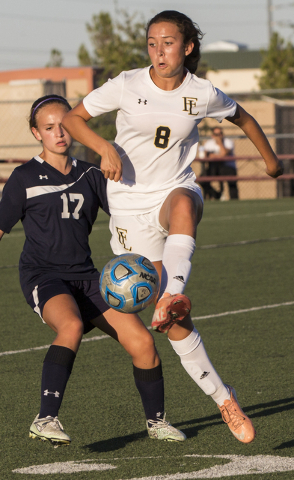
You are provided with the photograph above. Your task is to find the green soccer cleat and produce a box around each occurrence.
[29,414,71,446]
[147,414,186,441]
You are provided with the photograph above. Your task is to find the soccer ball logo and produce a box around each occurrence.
[99,253,159,313]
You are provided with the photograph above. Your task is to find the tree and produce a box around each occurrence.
[78,11,149,141]
[46,48,63,68]
[259,32,294,91]
[78,11,148,82]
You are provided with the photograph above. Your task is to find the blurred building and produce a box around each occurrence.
[0,66,101,161]
[0,63,293,200]
[202,47,263,94]
[0,66,99,99]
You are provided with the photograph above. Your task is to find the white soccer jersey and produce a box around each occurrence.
[83,66,237,215]
[204,137,236,168]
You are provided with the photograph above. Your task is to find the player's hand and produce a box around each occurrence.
[265,159,284,178]
[100,144,122,182]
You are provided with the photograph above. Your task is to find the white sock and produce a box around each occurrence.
[210,384,231,406]
[169,327,230,405]
[160,234,195,297]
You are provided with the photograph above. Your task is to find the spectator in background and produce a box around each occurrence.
[203,126,239,200]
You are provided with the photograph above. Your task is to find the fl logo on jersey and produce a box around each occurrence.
[183,97,199,116]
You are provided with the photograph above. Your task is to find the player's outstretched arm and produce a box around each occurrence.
[226,104,284,178]
[0,230,4,241]
[62,102,122,182]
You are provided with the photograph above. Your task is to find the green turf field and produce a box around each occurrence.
[0,198,293,479]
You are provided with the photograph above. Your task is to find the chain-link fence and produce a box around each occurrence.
[0,98,93,160]
[0,98,293,200]
[192,128,294,200]
[0,98,97,193]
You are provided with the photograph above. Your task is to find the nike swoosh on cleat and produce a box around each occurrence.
[233,431,245,440]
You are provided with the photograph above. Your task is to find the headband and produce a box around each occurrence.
[32,97,69,118]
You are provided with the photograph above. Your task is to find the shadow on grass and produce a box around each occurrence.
[84,430,148,453]
[176,396,294,436]
[274,440,294,450]
[84,396,294,452]
[244,396,294,417]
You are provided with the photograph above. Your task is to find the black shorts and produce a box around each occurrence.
[26,278,110,334]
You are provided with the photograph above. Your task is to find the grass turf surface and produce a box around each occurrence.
[0,198,293,479]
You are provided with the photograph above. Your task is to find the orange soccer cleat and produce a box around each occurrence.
[151,293,191,333]
[218,385,256,444]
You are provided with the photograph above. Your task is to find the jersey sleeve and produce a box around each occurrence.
[83,72,124,117]
[96,173,110,215]
[87,166,110,216]
[206,83,237,122]
[0,169,26,233]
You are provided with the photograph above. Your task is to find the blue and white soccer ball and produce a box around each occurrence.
[99,253,159,314]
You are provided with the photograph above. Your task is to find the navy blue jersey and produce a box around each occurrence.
[0,156,109,297]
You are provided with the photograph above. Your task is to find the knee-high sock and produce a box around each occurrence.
[160,234,195,297]
[169,328,230,405]
[39,345,76,418]
[133,363,164,424]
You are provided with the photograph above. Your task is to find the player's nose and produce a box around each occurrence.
[57,125,65,137]
[156,45,164,56]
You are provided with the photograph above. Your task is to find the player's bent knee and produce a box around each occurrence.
[171,193,196,213]
[138,331,156,353]
[57,318,84,339]
[129,331,157,360]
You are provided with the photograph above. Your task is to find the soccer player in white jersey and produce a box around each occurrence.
[62,11,283,444]
[0,95,186,446]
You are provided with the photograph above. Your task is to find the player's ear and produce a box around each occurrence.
[185,41,194,56]
[31,127,42,141]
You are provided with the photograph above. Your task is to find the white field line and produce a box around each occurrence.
[1,235,293,271]
[1,232,24,238]
[11,454,294,476]
[1,301,293,358]
[92,225,108,231]
[0,335,109,357]
[198,235,294,250]
[201,209,294,222]
[191,300,294,321]
[2,224,108,239]
[3,209,294,240]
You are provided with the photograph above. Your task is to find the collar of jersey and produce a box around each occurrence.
[146,65,192,95]
[34,155,77,168]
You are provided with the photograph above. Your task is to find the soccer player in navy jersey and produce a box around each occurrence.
[62,11,284,445]
[0,95,186,446]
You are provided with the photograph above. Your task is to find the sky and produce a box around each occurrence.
[1,0,294,72]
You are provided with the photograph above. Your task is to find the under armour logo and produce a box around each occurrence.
[200,371,210,380]
[39,175,48,180]
[138,99,147,105]
[43,389,60,397]
[173,275,185,284]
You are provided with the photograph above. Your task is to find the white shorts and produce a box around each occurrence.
[109,180,203,262]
